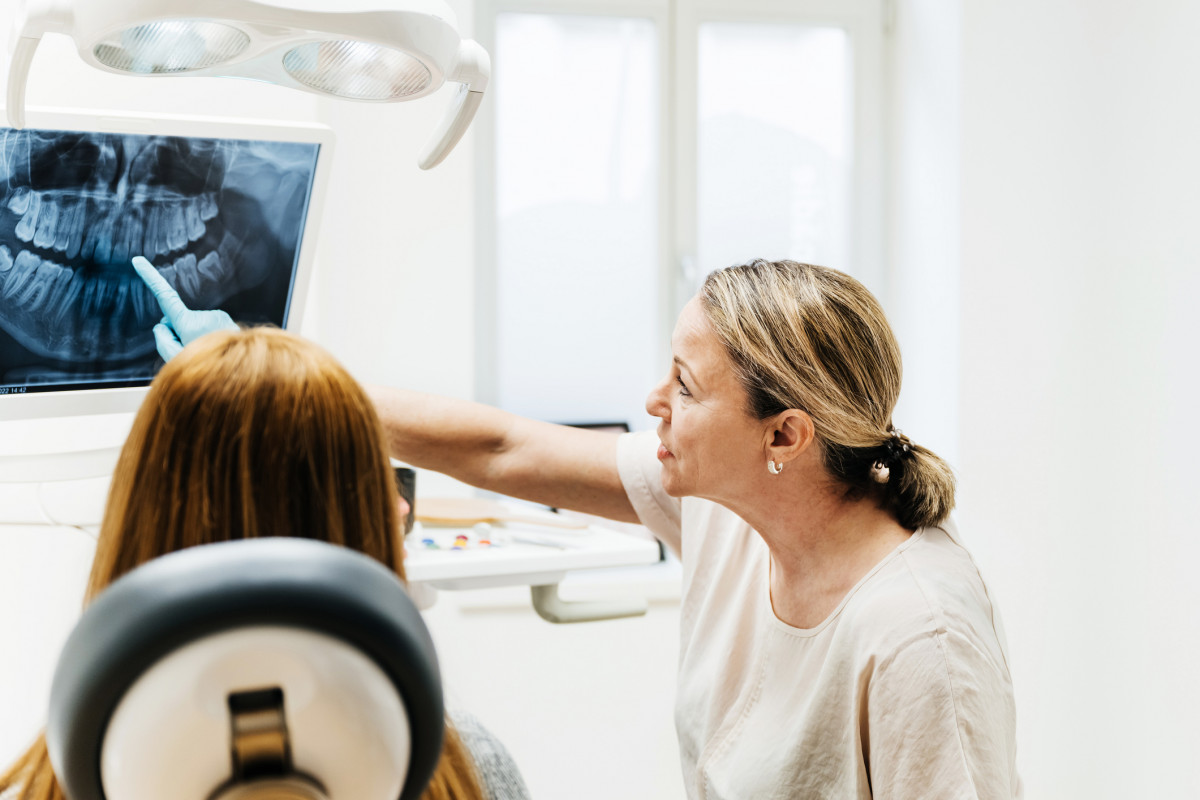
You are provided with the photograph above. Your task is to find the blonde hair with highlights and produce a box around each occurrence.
[700,259,955,529]
[0,327,484,800]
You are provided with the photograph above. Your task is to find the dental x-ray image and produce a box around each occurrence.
[0,127,319,393]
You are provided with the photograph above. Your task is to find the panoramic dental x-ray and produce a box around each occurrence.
[0,128,318,391]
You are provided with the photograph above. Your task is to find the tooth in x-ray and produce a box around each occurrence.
[0,129,315,368]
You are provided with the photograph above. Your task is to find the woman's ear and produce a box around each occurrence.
[766,409,815,463]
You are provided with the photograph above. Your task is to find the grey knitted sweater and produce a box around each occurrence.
[451,710,532,800]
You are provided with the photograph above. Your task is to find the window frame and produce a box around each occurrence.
[473,0,885,406]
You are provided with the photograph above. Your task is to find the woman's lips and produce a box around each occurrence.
[657,443,673,460]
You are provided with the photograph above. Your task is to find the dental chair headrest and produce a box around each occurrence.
[46,538,443,800]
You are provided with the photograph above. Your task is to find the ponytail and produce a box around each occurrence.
[879,439,956,530]
[825,431,956,530]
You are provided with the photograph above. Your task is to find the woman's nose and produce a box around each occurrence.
[645,378,670,420]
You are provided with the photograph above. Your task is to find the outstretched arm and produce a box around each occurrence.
[366,386,640,524]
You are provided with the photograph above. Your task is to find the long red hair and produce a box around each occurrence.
[0,328,483,800]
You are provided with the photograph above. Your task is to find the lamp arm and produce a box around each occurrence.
[6,34,40,129]
[5,0,73,129]
[416,38,490,170]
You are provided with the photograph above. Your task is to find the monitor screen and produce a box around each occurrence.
[0,111,330,421]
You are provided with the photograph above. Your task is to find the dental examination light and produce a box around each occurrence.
[5,0,490,169]
[46,538,445,800]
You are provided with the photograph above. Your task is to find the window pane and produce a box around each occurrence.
[494,13,659,427]
[697,23,852,274]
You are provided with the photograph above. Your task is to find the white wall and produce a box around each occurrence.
[308,88,477,397]
[890,1,1200,797]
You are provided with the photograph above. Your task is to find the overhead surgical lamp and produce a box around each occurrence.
[5,0,490,169]
[47,538,445,800]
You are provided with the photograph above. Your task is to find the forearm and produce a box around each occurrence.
[366,385,512,486]
[365,385,639,523]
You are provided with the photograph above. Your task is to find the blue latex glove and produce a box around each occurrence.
[131,256,238,361]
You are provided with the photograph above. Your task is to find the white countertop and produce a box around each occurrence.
[404,520,662,590]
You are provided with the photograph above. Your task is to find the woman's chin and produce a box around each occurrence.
[659,469,687,498]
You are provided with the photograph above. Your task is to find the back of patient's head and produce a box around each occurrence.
[0,329,486,800]
[90,327,403,600]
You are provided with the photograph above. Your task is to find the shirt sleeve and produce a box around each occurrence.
[615,430,682,556]
[449,710,532,800]
[866,631,1021,800]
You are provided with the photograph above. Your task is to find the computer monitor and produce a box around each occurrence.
[0,108,332,422]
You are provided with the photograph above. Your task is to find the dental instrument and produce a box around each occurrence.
[470,520,583,550]
[5,0,490,169]
[507,534,577,550]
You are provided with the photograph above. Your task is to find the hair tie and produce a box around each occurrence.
[871,427,913,484]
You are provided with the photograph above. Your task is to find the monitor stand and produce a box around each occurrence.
[0,415,129,483]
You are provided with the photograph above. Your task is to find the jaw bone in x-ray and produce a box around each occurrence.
[0,129,317,384]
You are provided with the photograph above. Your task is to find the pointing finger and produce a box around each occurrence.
[131,256,189,324]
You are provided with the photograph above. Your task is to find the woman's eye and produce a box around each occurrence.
[676,376,692,397]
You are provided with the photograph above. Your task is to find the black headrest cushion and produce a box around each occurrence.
[46,538,443,800]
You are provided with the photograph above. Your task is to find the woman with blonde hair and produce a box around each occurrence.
[368,260,1020,798]
[133,257,1019,798]
[0,327,528,800]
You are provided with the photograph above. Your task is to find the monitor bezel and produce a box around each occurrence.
[0,107,334,422]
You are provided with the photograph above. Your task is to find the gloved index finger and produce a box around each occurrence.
[131,256,189,323]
